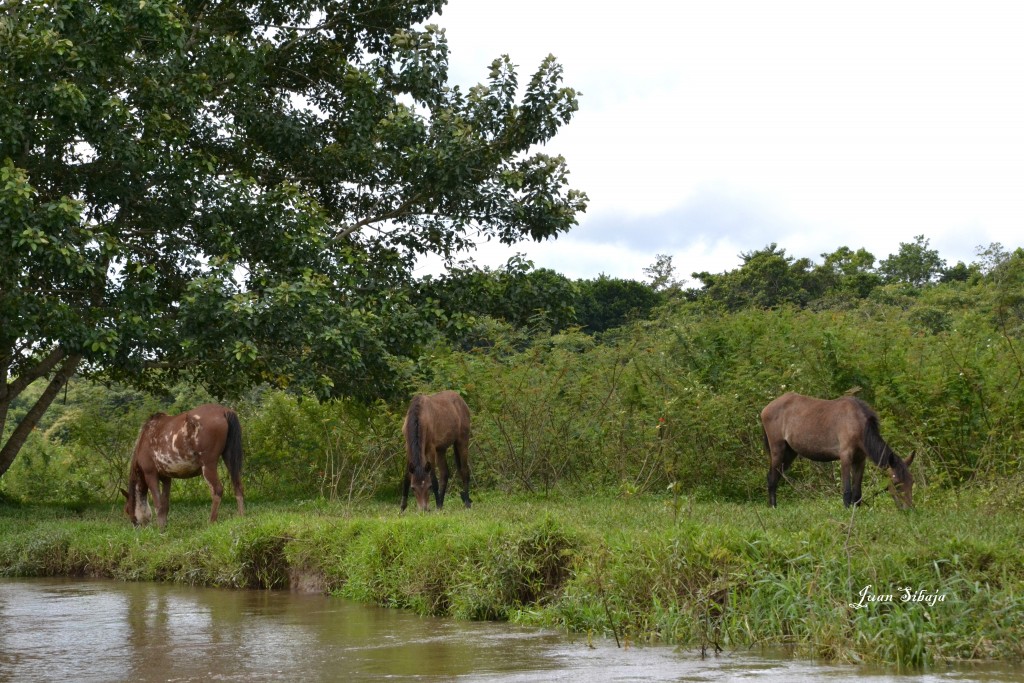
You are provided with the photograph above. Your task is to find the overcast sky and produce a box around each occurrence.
[417,1,1024,283]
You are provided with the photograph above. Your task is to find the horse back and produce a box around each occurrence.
[185,403,233,453]
[761,392,869,460]
[409,391,470,450]
[135,404,232,477]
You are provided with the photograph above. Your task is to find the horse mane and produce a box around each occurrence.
[130,414,164,455]
[125,413,165,496]
[850,398,897,468]
[405,395,426,474]
[124,458,137,508]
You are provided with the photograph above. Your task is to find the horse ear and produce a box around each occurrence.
[904,451,916,467]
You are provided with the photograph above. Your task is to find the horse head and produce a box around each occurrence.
[120,487,131,517]
[409,463,433,512]
[121,487,138,526]
[121,483,151,527]
[888,451,915,509]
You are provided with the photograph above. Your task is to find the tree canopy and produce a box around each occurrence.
[692,244,818,311]
[877,235,946,286]
[417,255,578,340]
[0,0,587,475]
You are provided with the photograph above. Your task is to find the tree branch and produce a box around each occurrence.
[333,194,425,243]
[5,346,67,399]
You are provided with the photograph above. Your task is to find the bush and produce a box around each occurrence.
[241,391,402,502]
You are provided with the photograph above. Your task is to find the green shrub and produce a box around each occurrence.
[240,391,402,501]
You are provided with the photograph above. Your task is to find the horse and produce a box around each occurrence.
[401,390,472,512]
[760,392,915,508]
[122,403,245,528]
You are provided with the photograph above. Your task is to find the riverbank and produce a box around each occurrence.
[1,491,1021,667]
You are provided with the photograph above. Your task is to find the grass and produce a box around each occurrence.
[1,488,1022,668]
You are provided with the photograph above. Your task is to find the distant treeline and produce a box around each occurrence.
[417,237,1021,334]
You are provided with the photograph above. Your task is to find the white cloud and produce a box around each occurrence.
[424,0,1024,280]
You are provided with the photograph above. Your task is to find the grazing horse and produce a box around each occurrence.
[122,403,245,528]
[401,390,472,512]
[760,392,915,508]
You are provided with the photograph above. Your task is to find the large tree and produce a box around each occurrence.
[575,275,660,333]
[692,244,817,311]
[877,235,946,287]
[418,255,579,338]
[0,0,587,476]
[813,246,881,300]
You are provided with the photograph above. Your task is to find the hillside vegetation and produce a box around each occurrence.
[4,241,1022,506]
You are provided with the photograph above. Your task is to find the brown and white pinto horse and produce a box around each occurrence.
[760,392,915,509]
[401,390,472,512]
[123,403,244,528]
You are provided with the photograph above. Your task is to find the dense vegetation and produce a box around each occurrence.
[3,239,1022,506]
[3,238,1024,668]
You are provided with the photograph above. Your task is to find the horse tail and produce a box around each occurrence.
[405,395,425,472]
[223,410,244,485]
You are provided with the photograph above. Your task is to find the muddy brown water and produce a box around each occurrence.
[0,579,1019,682]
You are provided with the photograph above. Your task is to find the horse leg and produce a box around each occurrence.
[840,458,854,507]
[766,442,794,507]
[433,448,450,510]
[202,463,225,523]
[429,469,440,510]
[850,457,866,506]
[141,475,160,528]
[157,477,171,529]
[231,472,245,516]
[454,437,471,508]
[767,449,782,508]
[131,476,152,527]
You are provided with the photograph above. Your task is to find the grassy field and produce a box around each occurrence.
[1,488,1021,668]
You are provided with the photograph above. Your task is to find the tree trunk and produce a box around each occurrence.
[0,353,82,478]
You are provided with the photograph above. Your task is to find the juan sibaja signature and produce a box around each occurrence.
[850,585,948,609]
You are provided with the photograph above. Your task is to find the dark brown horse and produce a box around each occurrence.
[401,390,472,512]
[760,392,915,508]
[122,403,245,528]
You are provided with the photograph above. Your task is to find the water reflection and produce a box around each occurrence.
[0,579,1020,682]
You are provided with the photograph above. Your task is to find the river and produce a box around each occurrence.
[0,579,1019,682]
